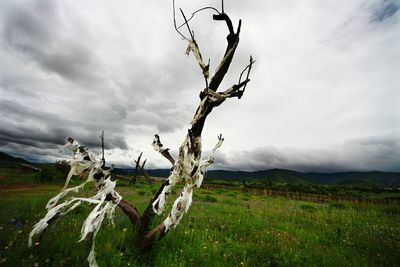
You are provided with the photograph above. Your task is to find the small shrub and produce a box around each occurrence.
[36,161,71,183]
[55,160,70,177]
[36,166,58,183]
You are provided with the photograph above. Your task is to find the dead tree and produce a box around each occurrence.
[132,152,152,184]
[29,1,254,266]
[132,1,254,249]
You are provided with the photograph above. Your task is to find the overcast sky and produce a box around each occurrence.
[0,0,399,172]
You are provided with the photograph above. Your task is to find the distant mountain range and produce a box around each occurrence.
[0,151,29,166]
[141,168,400,188]
[1,151,399,188]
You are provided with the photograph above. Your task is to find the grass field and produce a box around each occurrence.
[0,168,399,266]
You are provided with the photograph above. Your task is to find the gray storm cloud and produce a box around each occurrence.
[213,135,400,173]
[0,0,399,172]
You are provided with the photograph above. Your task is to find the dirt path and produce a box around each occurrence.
[0,183,58,191]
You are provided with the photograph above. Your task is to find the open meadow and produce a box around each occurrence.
[0,167,399,267]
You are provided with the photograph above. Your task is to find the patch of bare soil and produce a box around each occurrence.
[0,184,44,191]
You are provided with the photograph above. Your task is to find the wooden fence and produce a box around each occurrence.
[201,183,400,205]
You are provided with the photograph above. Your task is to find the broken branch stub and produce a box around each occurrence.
[152,134,175,166]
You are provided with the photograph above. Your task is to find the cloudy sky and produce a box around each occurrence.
[0,0,399,172]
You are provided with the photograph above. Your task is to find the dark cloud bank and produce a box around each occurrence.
[212,136,400,173]
[0,0,399,172]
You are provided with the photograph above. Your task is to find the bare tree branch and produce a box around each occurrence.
[141,133,180,239]
[207,16,241,93]
[132,152,143,185]
[141,159,147,170]
[172,0,189,40]
[152,134,175,166]
[138,159,153,184]
[180,8,210,88]
[108,195,140,225]
[99,130,105,167]
[138,223,167,251]
[177,7,221,30]
[138,179,170,241]
[180,8,195,40]
[238,55,255,94]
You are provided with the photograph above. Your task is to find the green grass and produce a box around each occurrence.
[0,173,399,266]
[0,168,38,185]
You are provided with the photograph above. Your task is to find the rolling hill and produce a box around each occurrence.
[1,151,399,188]
[0,151,29,167]
[145,168,400,188]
